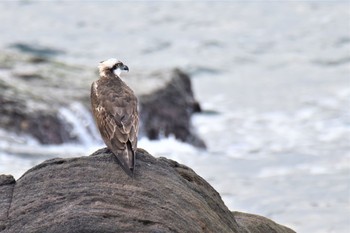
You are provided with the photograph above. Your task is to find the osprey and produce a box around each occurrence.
[91,58,139,177]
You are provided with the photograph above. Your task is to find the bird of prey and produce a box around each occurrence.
[91,58,139,177]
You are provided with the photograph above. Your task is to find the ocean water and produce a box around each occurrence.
[0,2,349,232]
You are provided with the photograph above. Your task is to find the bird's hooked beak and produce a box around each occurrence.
[114,64,129,77]
[121,64,129,72]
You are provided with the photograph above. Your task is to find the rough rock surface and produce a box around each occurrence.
[0,148,295,233]
[234,212,296,233]
[0,51,205,147]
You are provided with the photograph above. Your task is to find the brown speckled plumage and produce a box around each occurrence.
[91,58,138,177]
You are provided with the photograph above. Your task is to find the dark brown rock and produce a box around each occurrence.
[0,175,15,231]
[0,148,295,233]
[138,69,206,148]
[233,212,295,233]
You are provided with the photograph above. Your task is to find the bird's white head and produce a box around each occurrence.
[98,58,129,77]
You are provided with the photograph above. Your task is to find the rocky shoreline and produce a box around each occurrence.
[0,51,205,148]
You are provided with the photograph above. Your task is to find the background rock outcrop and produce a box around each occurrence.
[137,69,206,148]
[0,148,295,233]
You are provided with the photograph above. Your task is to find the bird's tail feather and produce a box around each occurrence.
[126,141,135,174]
[114,141,135,177]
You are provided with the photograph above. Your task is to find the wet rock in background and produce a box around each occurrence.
[0,96,76,144]
[0,51,205,147]
[0,148,295,233]
[0,51,91,145]
[8,42,65,58]
[137,69,206,148]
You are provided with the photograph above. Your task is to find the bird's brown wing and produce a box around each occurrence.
[91,82,138,175]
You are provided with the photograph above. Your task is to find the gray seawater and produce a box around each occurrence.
[0,2,349,232]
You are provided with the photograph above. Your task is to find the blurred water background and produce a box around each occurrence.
[0,1,349,233]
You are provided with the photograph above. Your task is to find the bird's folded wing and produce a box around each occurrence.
[96,95,138,151]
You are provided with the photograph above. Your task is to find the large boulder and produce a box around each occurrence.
[0,51,205,147]
[0,148,295,233]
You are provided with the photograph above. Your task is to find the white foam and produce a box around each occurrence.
[257,167,293,178]
[138,136,198,162]
[58,102,103,146]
